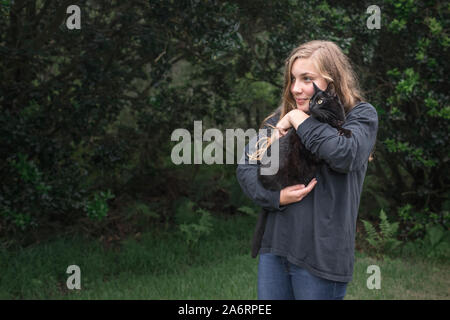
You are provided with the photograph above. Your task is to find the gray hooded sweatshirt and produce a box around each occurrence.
[236,101,378,282]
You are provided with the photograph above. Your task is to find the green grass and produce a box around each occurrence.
[348,252,449,299]
[0,214,448,299]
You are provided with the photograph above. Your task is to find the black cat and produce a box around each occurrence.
[257,82,351,191]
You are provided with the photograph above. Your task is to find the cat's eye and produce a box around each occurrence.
[317,99,323,104]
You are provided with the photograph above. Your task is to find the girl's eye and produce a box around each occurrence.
[291,76,296,82]
[304,77,312,82]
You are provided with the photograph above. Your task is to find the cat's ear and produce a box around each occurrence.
[312,82,321,94]
[325,82,336,95]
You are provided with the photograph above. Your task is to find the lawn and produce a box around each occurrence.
[0,214,448,299]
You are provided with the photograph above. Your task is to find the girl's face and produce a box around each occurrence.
[290,58,329,113]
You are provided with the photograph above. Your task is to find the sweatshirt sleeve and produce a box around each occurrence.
[296,102,378,173]
[236,115,287,212]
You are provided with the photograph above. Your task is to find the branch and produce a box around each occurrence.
[30,0,73,51]
[33,0,52,29]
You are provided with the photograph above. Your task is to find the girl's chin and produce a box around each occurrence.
[296,104,310,114]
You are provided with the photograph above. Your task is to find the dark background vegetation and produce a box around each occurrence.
[0,0,448,251]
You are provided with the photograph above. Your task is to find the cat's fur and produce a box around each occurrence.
[257,82,351,191]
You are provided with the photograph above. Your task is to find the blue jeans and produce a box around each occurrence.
[258,253,348,300]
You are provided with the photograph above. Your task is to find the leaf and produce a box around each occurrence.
[362,219,379,247]
[237,206,257,217]
[427,224,444,247]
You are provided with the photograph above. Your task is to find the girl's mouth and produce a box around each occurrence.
[295,98,309,104]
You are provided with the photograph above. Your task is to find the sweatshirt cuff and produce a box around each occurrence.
[266,189,287,212]
[296,116,322,142]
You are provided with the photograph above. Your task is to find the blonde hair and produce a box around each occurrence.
[249,40,366,161]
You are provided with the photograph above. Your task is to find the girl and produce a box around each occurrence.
[236,40,378,300]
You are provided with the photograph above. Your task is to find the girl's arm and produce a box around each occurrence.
[236,116,287,212]
[236,147,285,212]
[293,102,378,173]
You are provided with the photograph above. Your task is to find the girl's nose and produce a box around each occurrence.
[292,81,303,94]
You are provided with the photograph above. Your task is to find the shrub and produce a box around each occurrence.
[401,224,450,261]
[178,208,214,247]
[84,190,115,221]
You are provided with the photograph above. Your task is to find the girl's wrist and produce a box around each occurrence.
[289,109,310,130]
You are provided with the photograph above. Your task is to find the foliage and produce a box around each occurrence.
[0,0,448,244]
[125,201,160,220]
[397,203,449,240]
[1,153,50,230]
[84,190,115,221]
[362,209,402,258]
[365,0,449,228]
[172,197,214,246]
[0,0,243,239]
[420,224,450,259]
[237,206,258,217]
[178,208,214,247]
[401,224,450,261]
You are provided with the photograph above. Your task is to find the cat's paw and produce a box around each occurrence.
[338,128,352,138]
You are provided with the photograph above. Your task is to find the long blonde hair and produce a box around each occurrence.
[249,40,366,161]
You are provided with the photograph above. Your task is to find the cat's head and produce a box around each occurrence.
[309,82,345,123]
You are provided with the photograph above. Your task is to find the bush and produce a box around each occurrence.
[398,203,448,241]
[84,190,115,221]
[401,224,450,262]
[179,208,214,247]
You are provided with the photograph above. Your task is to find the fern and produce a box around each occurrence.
[237,206,257,217]
[380,209,399,239]
[362,209,401,258]
[179,208,213,246]
[362,219,380,248]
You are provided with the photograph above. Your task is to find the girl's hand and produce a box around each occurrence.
[275,114,292,137]
[280,178,317,206]
[276,110,310,137]
[287,109,310,131]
